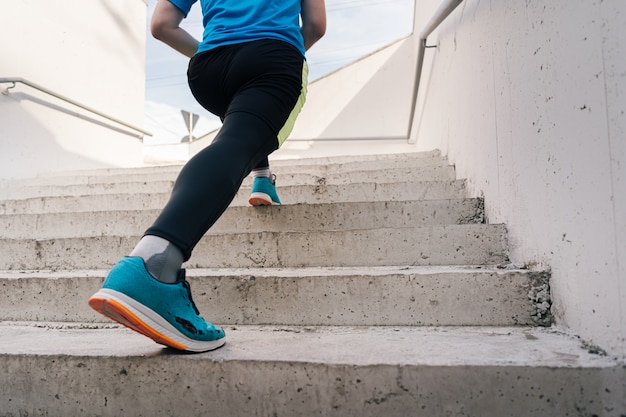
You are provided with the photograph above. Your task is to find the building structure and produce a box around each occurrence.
[0,0,624,364]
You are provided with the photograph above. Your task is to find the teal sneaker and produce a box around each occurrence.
[248,174,282,206]
[88,256,225,352]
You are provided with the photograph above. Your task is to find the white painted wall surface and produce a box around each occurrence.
[413,0,626,360]
[0,0,146,179]
[290,37,417,140]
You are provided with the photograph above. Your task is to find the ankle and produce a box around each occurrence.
[130,235,183,283]
[251,167,271,178]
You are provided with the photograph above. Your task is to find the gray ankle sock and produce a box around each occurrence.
[252,167,271,178]
[130,235,184,284]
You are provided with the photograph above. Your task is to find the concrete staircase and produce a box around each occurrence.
[0,151,622,416]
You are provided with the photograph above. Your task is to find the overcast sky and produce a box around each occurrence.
[144,0,415,144]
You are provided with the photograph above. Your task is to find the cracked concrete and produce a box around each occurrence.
[527,271,553,326]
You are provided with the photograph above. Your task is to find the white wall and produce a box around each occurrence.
[0,0,147,179]
[290,37,416,140]
[413,0,626,360]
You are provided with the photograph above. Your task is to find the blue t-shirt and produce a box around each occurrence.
[168,0,306,56]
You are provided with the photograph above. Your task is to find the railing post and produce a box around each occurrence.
[407,0,464,141]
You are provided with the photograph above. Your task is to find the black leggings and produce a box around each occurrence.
[145,39,307,261]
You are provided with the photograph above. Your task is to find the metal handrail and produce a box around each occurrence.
[0,77,152,139]
[408,0,464,139]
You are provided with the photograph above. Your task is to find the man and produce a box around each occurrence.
[88,0,326,352]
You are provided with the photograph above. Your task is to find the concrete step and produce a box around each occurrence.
[0,165,456,200]
[0,179,469,214]
[0,224,508,270]
[0,323,622,417]
[0,151,449,194]
[0,150,446,189]
[0,198,484,239]
[0,266,551,326]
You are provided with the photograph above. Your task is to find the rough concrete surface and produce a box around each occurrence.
[0,151,445,191]
[0,179,469,214]
[0,165,456,200]
[0,198,484,239]
[0,224,508,270]
[0,266,546,326]
[2,150,614,416]
[0,324,623,417]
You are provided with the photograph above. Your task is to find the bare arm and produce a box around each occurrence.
[301,0,327,51]
[150,0,199,58]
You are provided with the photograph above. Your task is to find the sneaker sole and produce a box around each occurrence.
[248,192,280,206]
[88,288,226,353]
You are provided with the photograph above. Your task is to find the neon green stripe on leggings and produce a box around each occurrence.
[277,61,309,147]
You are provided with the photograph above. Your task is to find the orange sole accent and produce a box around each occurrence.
[248,197,272,206]
[88,296,188,351]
